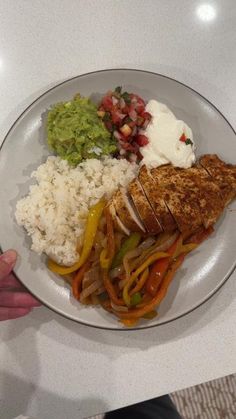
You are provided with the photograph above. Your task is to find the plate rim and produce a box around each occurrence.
[1,67,236,331]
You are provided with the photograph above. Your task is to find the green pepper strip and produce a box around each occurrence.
[111,232,142,269]
[130,292,142,306]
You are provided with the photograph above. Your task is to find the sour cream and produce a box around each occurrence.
[140,100,196,168]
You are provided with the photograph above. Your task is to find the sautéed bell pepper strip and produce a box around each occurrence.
[72,261,90,300]
[142,310,157,320]
[102,269,125,306]
[130,292,142,306]
[130,268,149,296]
[48,199,106,275]
[145,235,182,297]
[100,207,116,269]
[111,232,142,269]
[123,252,169,306]
[178,243,198,256]
[116,254,185,320]
[100,249,110,270]
[121,318,138,327]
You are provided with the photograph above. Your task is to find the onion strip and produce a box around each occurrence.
[80,279,103,301]
[111,302,128,312]
[130,232,178,272]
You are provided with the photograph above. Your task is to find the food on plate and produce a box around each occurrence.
[47,94,117,166]
[47,154,235,326]
[15,156,138,266]
[46,87,196,168]
[109,154,235,238]
[97,86,151,162]
[139,99,196,168]
[15,84,236,326]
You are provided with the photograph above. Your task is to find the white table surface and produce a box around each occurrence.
[0,1,236,418]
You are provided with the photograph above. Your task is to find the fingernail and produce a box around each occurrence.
[1,250,17,265]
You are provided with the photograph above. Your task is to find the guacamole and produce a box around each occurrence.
[47,95,117,166]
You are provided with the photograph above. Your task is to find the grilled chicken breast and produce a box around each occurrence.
[200,154,236,205]
[109,155,236,237]
[128,178,162,234]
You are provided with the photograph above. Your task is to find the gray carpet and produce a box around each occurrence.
[171,374,236,419]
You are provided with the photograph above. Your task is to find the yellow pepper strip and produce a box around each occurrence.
[123,252,168,306]
[48,199,106,275]
[130,268,149,296]
[178,243,198,256]
[100,248,111,270]
[172,235,183,259]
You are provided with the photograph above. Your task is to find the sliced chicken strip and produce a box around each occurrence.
[200,154,236,205]
[108,202,130,235]
[128,178,162,234]
[138,165,177,232]
[113,188,146,233]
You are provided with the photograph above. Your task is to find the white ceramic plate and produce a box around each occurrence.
[0,69,236,330]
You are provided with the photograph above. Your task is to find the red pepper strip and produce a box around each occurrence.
[103,269,125,306]
[72,261,90,300]
[145,235,182,296]
[114,254,185,320]
[186,225,214,245]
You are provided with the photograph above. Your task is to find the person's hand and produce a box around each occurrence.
[0,249,41,320]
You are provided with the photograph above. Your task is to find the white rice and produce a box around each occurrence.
[15,156,138,266]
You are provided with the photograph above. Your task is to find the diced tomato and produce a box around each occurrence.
[180,133,186,142]
[127,120,136,129]
[100,87,150,162]
[135,134,149,147]
[135,104,145,114]
[120,141,138,153]
[111,111,125,125]
[102,96,113,111]
[121,105,129,113]
[130,94,145,106]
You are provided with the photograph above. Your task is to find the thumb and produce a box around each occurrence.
[0,250,17,281]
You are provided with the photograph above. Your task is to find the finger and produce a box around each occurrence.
[0,274,25,290]
[0,291,41,308]
[0,250,17,280]
[0,307,32,321]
